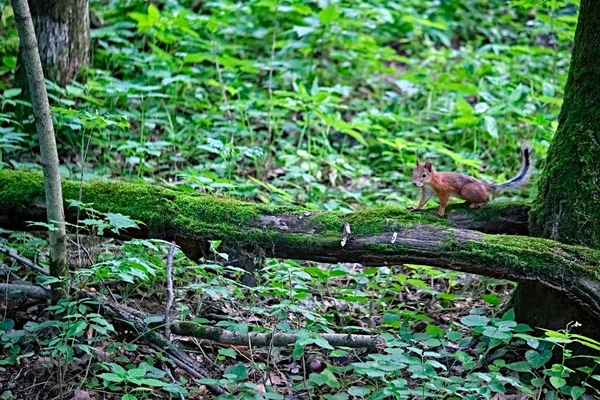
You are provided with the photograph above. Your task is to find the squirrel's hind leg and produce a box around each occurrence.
[459,183,490,205]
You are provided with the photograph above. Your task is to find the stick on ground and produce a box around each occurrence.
[164,241,176,338]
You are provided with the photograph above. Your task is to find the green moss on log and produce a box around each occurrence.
[0,170,264,239]
[0,170,530,246]
[309,206,452,235]
[451,201,529,222]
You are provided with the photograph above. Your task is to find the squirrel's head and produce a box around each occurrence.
[412,160,434,187]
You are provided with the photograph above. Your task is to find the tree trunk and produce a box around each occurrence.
[18,0,90,87]
[517,0,600,338]
[11,1,68,303]
[529,0,600,248]
[1,170,600,319]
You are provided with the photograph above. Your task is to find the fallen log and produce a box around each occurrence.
[169,322,386,349]
[0,282,48,300]
[0,170,599,317]
[0,281,386,349]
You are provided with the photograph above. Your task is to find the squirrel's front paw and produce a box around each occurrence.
[407,206,420,212]
[436,210,445,218]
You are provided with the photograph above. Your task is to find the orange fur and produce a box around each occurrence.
[408,144,532,217]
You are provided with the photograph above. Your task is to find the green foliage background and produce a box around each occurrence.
[0,0,577,212]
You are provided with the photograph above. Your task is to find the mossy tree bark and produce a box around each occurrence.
[519,0,600,337]
[11,1,68,303]
[530,0,600,247]
[17,0,90,87]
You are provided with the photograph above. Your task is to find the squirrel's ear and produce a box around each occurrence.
[424,160,432,171]
[416,158,420,166]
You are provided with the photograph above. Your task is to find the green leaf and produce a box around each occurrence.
[207,17,218,33]
[65,320,88,339]
[570,385,586,399]
[347,386,371,397]
[98,373,125,383]
[139,378,167,387]
[504,361,532,372]
[483,115,499,139]
[313,336,334,350]
[482,294,501,305]
[501,309,515,321]
[122,394,137,400]
[455,96,474,116]
[489,379,505,393]
[224,364,248,381]
[147,4,159,24]
[110,363,127,375]
[0,391,12,400]
[330,349,348,357]
[460,315,489,327]
[183,53,210,63]
[127,368,147,378]
[106,213,139,233]
[453,116,479,127]
[531,378,545,388]
[292,342,304,359]
[308,368,340,388]
[319,6,339,24]
[2,56,16,69]
[549,376,566,389]
[324,394,348,400]
[218,348,237,359]
[293,26,315,38]
[425,324,444,338]
[0,319,14,331]
[525,349,552,368]
[446,331,462,341]
[483,326,511,339]
[164,383,189,396]
[2,88,21,99]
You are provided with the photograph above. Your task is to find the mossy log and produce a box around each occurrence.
[1,170,599,317]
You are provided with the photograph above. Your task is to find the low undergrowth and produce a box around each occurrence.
[1,227,599,399]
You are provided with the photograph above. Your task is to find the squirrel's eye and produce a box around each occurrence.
[422,173,427,178]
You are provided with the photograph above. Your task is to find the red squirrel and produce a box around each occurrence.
[408,143,532,217]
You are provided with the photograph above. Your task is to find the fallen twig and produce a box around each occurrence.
[0,246,49,276]
[164,241,176,339]
[85,292,226,396]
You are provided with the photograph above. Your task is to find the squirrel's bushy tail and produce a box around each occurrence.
[490,142,533,192]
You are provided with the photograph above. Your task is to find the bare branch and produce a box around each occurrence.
[164,241,176,339]
[0,246,49,276]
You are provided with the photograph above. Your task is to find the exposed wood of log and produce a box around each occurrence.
[0,170,599,317]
